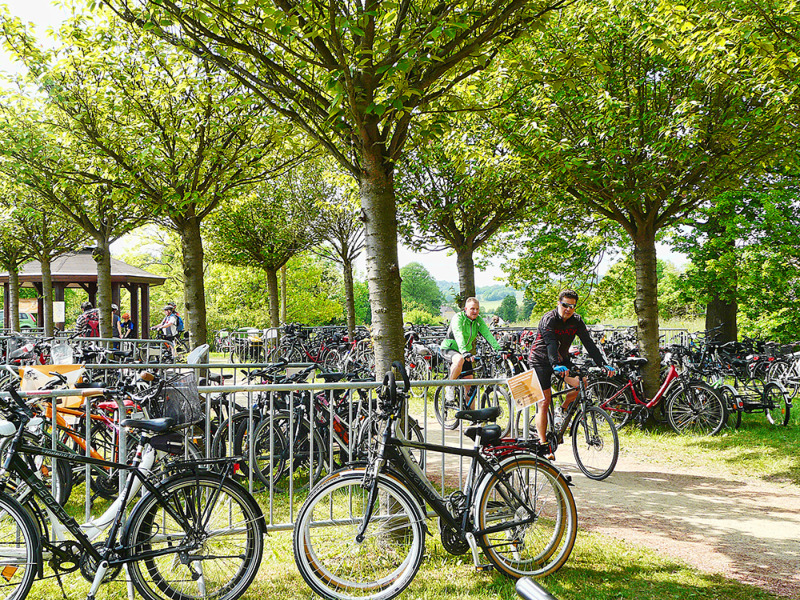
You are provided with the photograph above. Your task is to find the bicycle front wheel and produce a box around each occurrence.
[125,473,264,600]
[475,455,577,578]
[433,385,460,430]
[763,382,790,426]
[0,492,39,600]
[665,381,726,436]
[571,406,619,480]
[293,470,426,600]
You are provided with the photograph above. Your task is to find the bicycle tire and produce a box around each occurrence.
[293,469,426,600]
[762,382,790,426]
[124,472,264,600]
[433,385,460,430]
[665,380,726,436]
[571,406,619,480]
[242,411,325,492]
[0,492,39,600]
[210,412,250,460]
[586,378,636,430]
[480,385,513,437]
[475,454,577,578]
[718,384,742,430]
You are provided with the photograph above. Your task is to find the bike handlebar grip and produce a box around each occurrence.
[515,577,559,600]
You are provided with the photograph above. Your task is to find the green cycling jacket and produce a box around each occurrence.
[441,311,501,354]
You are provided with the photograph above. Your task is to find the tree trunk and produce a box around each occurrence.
[455,245,477,308]
[179,216,208,349]
[266,267,280,328]
[632,226,661,400]
[342,258,356,340]
[93,240,113,339]
[359,156,405,375]
[8,269,20,332]
[280,265,287,324]
[41,254,54,337]
[706,295,738,343]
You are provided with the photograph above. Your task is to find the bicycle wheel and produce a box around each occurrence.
[762,382,790,426]
[718,384,742,430]
[665,381,726,436]
[125,473,264,600]
[406,356,431,399]
[433,385,460,430]
[586,378,636,430]
[480,385,513,437]
[475,455,577,578]
[0,492,39,600]
[571,406,619,480]
[210,412,250,459]
[240,411,325,492]
[293,470,426,600]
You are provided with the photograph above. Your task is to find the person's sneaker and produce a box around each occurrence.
[444,386,455,405]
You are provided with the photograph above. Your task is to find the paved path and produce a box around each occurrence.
[557,452,800,598]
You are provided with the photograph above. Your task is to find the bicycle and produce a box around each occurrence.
[587,355,726,435]
[433,355,513,436]
[516,365,620,480]
[0,384,265,600]
[292,362,577,600]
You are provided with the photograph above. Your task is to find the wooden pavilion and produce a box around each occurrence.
[0,248,166,337]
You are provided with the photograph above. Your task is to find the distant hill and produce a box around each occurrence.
[434,281,523,306]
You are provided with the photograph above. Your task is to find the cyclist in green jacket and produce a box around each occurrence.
[441,297,502,405]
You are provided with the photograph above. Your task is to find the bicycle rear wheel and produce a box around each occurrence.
[762,382,790,426]
[293,470,426,600]
[125,472,264,600]
[571,406,619,480]
[665,381,726,436]
[475,455,577,578]
[718,384,742,430]
[0,492,39,600]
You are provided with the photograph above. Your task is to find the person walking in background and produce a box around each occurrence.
[119,312,134,338]
[75,301,100,337]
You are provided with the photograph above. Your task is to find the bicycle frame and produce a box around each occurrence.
[600,363,682,416]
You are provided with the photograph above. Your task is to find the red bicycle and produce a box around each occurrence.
[588,356,726,435]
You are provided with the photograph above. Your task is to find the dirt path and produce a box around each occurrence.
[558,452,800,598]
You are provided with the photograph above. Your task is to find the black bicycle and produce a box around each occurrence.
[0,385,264,600]
[293,362,577,600]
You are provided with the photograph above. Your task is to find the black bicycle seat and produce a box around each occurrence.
[318,372,346,383]
[465,423,502,444]
[618,357,647,368]
[121,417,190,433]
[455,406,501,423]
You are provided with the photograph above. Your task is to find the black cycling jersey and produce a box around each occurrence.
[527,309,605,367]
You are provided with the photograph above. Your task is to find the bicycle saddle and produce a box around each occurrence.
[454,406,501,423]
[121,417,190,433]
[618,357,647,368]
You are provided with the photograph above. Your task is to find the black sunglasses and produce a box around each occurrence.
[559,301,577,310]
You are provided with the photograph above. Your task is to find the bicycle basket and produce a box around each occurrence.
[158,372,203,425]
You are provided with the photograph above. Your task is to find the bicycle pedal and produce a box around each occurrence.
[474,564,494,572]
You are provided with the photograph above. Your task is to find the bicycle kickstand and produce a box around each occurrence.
[465,532,493,572]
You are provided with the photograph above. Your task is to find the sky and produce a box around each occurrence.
[2,0,686,289]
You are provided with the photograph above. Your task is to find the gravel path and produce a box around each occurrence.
[558,452,800,598]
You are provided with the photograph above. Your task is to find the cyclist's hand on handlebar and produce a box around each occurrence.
[553,365,569,376]
[603,364,616,377]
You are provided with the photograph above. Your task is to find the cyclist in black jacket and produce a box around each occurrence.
[528,290,614,453]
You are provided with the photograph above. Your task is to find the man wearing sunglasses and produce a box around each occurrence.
[528,290,615,457]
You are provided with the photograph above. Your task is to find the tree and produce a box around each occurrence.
[7,188,88,335]
[400,262,444,317]
[396,117,535,305]
[205,175,323,327]
[311,175,365,339]
[673,181,800,341]
[496,294,518,323]
[493,0,790,394]
[0,210,34,332]
[1,13,298,346]
[105,0,571,372]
